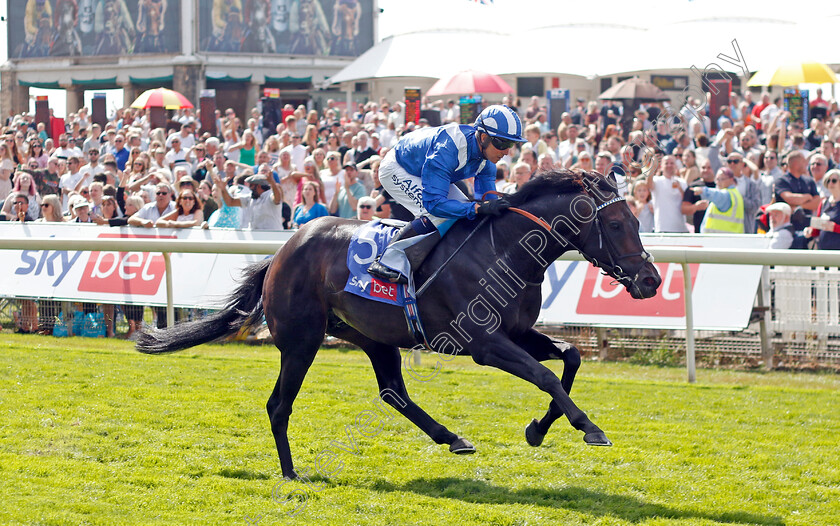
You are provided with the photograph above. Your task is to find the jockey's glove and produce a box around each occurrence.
[476,197,511,216]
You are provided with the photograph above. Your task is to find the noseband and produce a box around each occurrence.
[587,196,655,293]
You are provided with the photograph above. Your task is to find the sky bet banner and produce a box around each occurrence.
[1,225,766,330]
[0,223,293,308]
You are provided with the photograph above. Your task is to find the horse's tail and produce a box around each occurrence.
[135,257,272,354]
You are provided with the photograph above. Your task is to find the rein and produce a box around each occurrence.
[482,190,551,232]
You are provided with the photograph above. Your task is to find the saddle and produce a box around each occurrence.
[344,219,429,346]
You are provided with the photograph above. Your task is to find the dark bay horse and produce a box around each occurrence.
[137,170,661,479]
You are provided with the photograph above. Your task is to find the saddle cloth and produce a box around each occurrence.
[344,220,415,307]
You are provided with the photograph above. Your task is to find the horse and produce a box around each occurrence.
[50,0,84,57]
[241,0,277,53]
[137,170,661,479]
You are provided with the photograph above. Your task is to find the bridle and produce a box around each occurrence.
[584,195,655,295]
[491,186,654,294]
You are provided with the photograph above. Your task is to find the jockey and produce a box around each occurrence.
[367,104,527,284]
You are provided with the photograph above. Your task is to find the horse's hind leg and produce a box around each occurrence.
[513,329,582,447]
[332,325,472,453]
[266,325,324,479]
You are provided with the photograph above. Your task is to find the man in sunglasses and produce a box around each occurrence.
[367,104,527,285]
[128,182,175,228]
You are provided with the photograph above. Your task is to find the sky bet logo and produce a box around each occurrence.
[14,233,172,296]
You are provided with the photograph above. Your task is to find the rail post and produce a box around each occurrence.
[681,262,696,383]
[163,252,174,328]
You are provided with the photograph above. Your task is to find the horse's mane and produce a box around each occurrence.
[506,169,617,207]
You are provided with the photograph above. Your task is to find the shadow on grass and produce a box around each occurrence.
[371,477,785,525]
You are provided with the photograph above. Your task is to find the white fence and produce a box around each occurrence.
[771,266,840,341]
[3,234,840,382]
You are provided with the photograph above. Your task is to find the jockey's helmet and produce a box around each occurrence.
[474,105,527,143]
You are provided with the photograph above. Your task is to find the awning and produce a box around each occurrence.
[264,75,312,84]
[19,80,61,89]
[129,75,174,85]
[206,72,252,83]
[72,77,118,87]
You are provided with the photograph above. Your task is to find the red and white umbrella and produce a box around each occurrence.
[426,70,514,96]
[130,87,194,110]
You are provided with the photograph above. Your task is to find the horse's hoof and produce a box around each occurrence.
[525,418,545,447]
[449,437,476,454]
[283,469,300,480]
[583,432,613,446]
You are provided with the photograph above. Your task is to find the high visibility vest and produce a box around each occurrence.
[703,187,744,233]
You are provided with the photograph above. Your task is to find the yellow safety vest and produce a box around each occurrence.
[703,187,744,233]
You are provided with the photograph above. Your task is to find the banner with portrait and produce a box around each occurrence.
[7,0,181,58]
[198,0,373,57]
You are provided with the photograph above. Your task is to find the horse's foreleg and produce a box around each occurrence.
[512,329,582,446]
[471,337,610,446]
[360,341,472,454]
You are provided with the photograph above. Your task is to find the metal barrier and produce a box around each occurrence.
[3,237,840,382]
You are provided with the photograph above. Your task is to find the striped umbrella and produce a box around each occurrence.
[130,87,194,110]
[747,62,839,87]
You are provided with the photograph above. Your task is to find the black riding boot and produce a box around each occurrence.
[368,217,440,284]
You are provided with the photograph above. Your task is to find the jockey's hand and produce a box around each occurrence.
[476,197,511,216]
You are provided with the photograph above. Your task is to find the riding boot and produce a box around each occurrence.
[368,217,440,284]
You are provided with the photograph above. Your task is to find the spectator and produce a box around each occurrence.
[35,194,65,223]
[155,189,204,228]
[292,181,329,227]
[59,156,85,212]
[205,181,242,229]
[73,200,93,223]
[644,154,688,233]
[2,170,41,219]
[110,134,130,170]
[27,139,48,168]
[502,162,532,194]
[806,169,840,250]
[30,157,60,197]
[681,150,700,184]
[809,153,830,198]
[79,147,105,187]
[627,179,654,233]
[129,182,176,228]
[213,173,288,230]
[0,142,14,201]
[682,158,716,233]
[320,151,345,203]
[357,196,376,221]
[693,167,744,233]
[726,153,761,233]
[5,191,35,222]
[329,163,367,219]
[765,202,794,250]
[776,151,821,230]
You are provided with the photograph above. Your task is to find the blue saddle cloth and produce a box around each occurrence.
[345,220,414,307]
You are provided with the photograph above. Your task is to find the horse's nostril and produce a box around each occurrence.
[643,277,658,288]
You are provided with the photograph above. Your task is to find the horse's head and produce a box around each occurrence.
[507,170,660,300]
[575,171,661,299]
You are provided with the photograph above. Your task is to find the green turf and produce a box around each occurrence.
[1,334,838,525]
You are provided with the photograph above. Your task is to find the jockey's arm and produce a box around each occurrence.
[421,139,481,219]
[472,163,498,201]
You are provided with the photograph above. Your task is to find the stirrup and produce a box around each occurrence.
[368,261,408,284]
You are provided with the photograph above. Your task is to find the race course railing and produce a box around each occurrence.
[3,236,840,383]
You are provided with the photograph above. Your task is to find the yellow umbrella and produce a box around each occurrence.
[747,62,839,87]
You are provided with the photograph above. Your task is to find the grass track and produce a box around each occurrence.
[1,334,839,525]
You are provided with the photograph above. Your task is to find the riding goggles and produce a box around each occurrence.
[490,137,517,150]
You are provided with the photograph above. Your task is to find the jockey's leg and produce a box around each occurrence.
[368,216,444,284]
[368,150,468,284]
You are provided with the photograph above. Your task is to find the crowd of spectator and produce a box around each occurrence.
[4,87,840,334]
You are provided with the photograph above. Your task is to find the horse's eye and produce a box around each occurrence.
[609,221,622,231]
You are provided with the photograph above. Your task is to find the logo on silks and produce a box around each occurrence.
[344,221,410,307]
